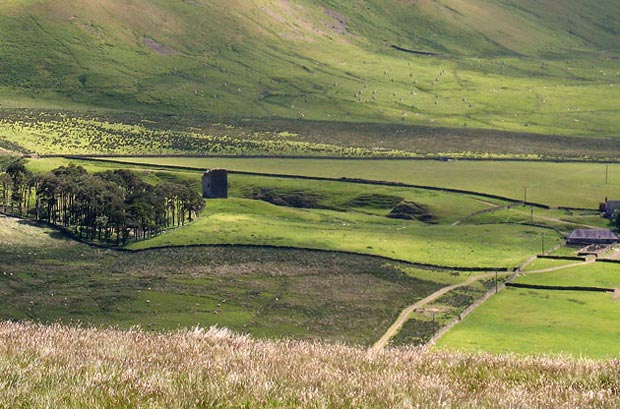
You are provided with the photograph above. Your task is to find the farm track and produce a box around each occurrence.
[370,271,510,353]
[451,200,506,226]
[453,201,600,228]
[508,208,601,229]
[371,257,596,353]
[518,257,596,276]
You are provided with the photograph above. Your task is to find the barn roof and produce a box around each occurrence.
[567,229,618,240]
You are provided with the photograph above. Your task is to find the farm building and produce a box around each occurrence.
[202,169,228,199]
[566,229,618,246]
[602,199,620,219]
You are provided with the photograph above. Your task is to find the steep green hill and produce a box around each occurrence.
[1,0,619,141]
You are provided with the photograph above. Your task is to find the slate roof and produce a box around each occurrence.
[567,229,618,241]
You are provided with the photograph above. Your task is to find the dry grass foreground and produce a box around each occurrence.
[1,322,619,408]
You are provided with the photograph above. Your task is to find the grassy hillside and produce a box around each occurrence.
[1,0,619,145]
[0,215,457,345]
[311,0,620,55]
[2,322,620,408]
[26,158,567,270]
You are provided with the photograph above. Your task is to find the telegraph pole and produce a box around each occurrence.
[523,186,528,205]
[606,165,609,184]
[541,233,545,254]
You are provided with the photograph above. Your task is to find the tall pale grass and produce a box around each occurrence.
[0,321,619,408]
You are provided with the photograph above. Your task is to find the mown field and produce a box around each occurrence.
[463,207,607,229]
[103,156,620,208]
[437,261,620,358]
[522,257,586,271]
[0,215,470,345]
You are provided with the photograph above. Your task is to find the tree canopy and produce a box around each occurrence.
[0,161,205,244]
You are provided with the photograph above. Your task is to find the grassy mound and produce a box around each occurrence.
[251,188,323,209]
[346,193,404,209]
[1,322,620,408]
[388,200,436,223]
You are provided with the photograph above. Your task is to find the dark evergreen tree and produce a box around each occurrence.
[1,163,205,245]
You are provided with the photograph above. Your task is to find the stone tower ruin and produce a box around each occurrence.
[202,169,228,199]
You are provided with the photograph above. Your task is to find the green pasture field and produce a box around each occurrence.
[127,198,560,269]
[476,208,612,235]
[460,207,609,232]
[522,257,585,272]
[229,174,496,225]
[23,156,620,271]
[26,157,619,227]
[516,262,620,288]
[435,287,620,359]
[105,157,620,208]
[24,156,611,270]
[437,261,620,358]
[0,215,460,345]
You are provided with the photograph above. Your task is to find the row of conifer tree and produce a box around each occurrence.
[0,159,204,244]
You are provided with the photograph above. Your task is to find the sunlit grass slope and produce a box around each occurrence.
[4,111,620,159]
[518,262,620,288]
[0,0,619,140]
[128,198,560,269]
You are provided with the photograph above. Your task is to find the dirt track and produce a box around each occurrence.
[509,208,601,229]
[370,271,508,353]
